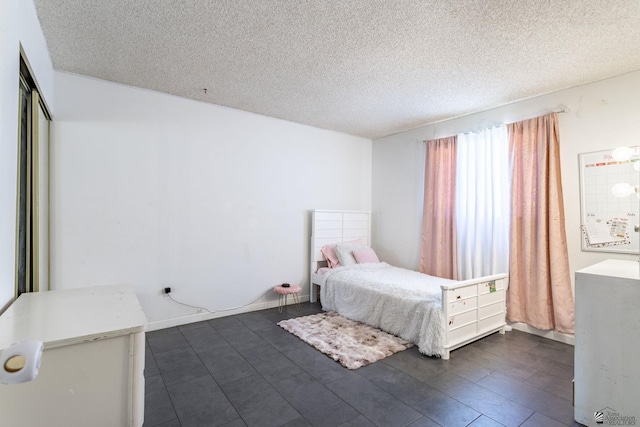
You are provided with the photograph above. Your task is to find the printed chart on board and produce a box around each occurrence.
[579,148,640,253]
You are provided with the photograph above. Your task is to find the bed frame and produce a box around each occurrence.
[310,209,509,359]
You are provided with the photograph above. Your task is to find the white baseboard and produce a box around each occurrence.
[508,322,575,346]
[149,297,575,349]
[147,294,312,331]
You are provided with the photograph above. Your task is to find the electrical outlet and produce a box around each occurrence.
[163,287,171,294]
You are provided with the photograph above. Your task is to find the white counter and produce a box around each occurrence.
[575,258,639,281]
[0,284,147,351]
[0,284,147,427]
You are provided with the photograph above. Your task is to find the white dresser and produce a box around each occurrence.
[574,259,640,426]
[0,284,147,427]
[444,277,507,346]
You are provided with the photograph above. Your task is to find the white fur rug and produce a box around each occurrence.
[277,311,413,369]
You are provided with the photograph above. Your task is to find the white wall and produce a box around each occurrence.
[373,70,640,280]
[0,0,54,311]
[51,72,371,328]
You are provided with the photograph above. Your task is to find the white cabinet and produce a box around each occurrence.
[574,260,640,426]
[0,285,147,427]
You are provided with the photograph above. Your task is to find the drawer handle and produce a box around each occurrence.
[456,295,461,300]
[449,316,455,325]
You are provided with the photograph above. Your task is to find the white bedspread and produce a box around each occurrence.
[320,262,456,357]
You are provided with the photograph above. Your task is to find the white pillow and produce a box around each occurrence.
[335,243,369,266]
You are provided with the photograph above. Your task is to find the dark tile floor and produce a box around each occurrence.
[143,303,580,427]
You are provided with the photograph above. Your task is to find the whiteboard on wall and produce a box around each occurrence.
[579,147,640,254]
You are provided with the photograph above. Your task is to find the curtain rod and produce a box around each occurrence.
[428,105,569,128]
[422,106,570,142]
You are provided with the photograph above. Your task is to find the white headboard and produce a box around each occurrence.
[310,209,371,273]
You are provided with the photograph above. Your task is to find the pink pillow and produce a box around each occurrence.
[352,247,380,264]
[320,244,340,268]
[320,239,363,268]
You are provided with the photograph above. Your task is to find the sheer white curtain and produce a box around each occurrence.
[455,126,510,279]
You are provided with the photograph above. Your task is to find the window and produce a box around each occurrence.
[16,55,51,296]
[455,126,510,279]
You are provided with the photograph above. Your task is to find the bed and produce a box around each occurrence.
[309,209,509,359]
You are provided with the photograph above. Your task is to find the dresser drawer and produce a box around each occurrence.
[448,297,478,315]
[478,301,504,320]
[448,308,476,329]
[478,312,505,333]
[479,289,505,307]
[479,279,504,295]
[448,322,477,345]
[448,284,477,301]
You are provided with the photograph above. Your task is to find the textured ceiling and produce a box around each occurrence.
[33,0,640,139]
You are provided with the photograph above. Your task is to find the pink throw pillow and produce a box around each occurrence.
[352,248,380,264]
[320,244,340,268]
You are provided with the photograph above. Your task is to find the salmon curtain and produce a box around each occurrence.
[419,136,458,280]
[507,113,575,333]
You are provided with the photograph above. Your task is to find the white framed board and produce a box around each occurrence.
[579,147,639,254]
